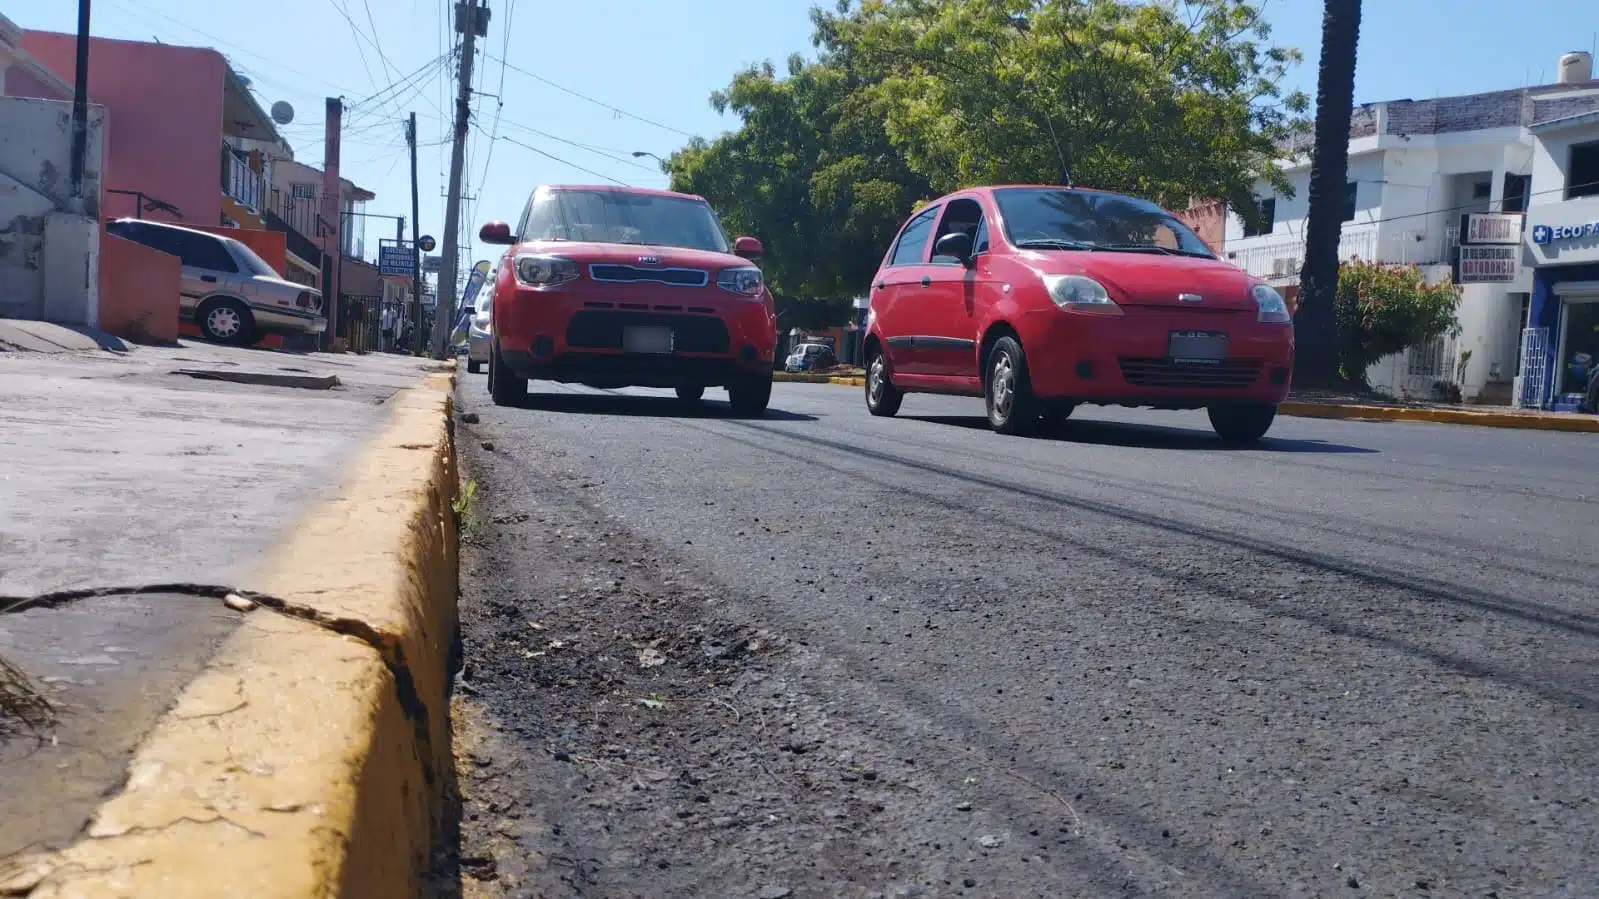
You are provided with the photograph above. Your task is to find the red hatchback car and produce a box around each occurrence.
[863,185,1295,443]
[478,185,778,414]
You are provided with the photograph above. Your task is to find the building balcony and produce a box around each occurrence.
[221,148,264,213]
[1225,224,1450,281]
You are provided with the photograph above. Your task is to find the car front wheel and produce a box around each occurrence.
[1208,402,1277,445]
[727,375,772,418]
[984,336,1039,436]
[676,385,705,403]
[864,346,903,417]
[488,340,527,407]
[197,298,254,346]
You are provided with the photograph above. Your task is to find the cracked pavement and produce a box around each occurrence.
[0,341,443,858]
[448,379,1597,898]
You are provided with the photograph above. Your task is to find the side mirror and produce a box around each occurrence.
[734,236,764,260]
[479,221,514,245]
[935,231,974,266]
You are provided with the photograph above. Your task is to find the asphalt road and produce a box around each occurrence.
[448,378,1599,899]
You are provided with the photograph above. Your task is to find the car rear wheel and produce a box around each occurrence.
[985,336,1039,436]
[197,298,254,346]
[488,340,526,407]
[865,347,903,417]
[1040,401,1076,432]
[1208,402,1277,445]
[675,385,705,403]
[727,375,772,418]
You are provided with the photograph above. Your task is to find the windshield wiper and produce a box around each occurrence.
[1094,243,1214,258]
[1014,238,1098,251]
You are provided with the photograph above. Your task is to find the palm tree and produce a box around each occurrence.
[1295,0,1363,387]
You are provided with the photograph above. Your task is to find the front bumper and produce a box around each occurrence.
[1018,307,1293,408]
[494,282,776,388]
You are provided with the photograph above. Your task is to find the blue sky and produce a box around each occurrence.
[17,0,1599,284]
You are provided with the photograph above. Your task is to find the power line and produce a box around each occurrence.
[478,127,629,185]
[486,53,696,138]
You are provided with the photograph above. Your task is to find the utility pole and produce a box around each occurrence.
[320,97,344,351]
[407,112,425,355]
[68,0,92,210]
[430,0,482,359]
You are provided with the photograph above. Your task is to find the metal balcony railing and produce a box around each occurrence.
[1224,224,1449,280]
[220,148,264,213]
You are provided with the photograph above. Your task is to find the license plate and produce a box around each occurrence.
[1168,330,1227,364]
[623,326,673,354]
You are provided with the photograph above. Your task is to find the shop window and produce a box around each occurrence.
[1567,142,1599,199]
[1241,197,1274,237]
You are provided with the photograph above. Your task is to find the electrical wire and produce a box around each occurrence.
[477,126,630,186]
[485,53,697,138]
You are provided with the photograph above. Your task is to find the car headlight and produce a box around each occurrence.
[1041,274,1121,315]
[716,266,763,297]
[515,253,579,289]
[1252,283,1292,323]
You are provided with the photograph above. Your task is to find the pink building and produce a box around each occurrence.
[17,32,281,229]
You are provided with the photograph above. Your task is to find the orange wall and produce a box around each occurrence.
[99,232,180,343]
[22,33,224,229]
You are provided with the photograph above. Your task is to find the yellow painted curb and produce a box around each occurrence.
[1279,401,1599,433]
[19,372,460,898]
[774,372,865,386]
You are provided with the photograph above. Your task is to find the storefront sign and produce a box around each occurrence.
[1531,221,1599,244]
[1460,212,1523,245]
[1459,245,1518,282]
[422,255,443,273]
[377,242,416,277]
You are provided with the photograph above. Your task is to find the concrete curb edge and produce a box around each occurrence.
[771,371,1596,433]
[15,368,461,898]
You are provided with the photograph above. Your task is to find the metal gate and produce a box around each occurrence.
[1517,327,1550,409]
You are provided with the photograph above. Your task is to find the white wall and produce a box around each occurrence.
[1529,119,1599,202]
[0,96,105,322]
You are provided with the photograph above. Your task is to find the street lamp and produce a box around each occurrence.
[632,150,667,172]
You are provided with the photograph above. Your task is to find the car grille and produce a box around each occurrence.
[566,311,731,353]
[1118,358,1263,389]
[588,264,708,287]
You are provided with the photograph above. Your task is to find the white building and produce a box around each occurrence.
[1520,96,1599,410]
[1222,53,1599,403]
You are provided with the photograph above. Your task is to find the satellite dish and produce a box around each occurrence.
[270,101,295,125]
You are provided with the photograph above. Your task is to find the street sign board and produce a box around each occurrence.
[418,234,437,253]
[378,242,416,277]
[1459,245,1517,283]
[1459,212,1523,245]
[423,254,443,273]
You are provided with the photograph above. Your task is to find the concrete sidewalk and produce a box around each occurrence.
[0,339,448,861]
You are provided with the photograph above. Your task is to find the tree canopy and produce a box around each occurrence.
[670,0,1308,322]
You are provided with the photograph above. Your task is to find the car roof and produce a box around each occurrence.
[540,184,708,204]
[109,217,234,242]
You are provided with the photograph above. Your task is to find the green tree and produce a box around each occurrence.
[1296,0,1363,388]
[1333,260,1460,386]
[668,55,932,323]
[812,0,1308,211]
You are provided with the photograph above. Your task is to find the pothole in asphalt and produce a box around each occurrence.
[171,369,341,390]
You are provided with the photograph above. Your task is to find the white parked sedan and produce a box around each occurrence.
[467,293,491,373]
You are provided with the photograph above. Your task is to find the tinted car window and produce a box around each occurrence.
[889,207,938,266]
[993,188,1214,257]
[177,232,240,273]
[973,219,990,254]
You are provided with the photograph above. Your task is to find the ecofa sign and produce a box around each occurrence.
[1457,212,1523,283]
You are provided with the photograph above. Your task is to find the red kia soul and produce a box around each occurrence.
[863,186,1295,443]
[478,185,778,414]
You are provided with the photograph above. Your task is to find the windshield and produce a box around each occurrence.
[993,188,1215,257]
[524,189,731,252]
[231,241,283,278]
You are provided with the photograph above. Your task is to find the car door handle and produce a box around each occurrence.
[200,275,217,283]
[920,277,931,288]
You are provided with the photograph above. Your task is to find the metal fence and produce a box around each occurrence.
[1518,327,1550,409]
[339,295,411,353]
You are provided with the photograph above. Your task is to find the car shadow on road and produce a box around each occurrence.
[906,415,1378,454]
[520,390,819,422]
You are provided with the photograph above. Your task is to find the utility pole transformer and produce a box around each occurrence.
[430,0,482,358]
[407,113,425,354]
